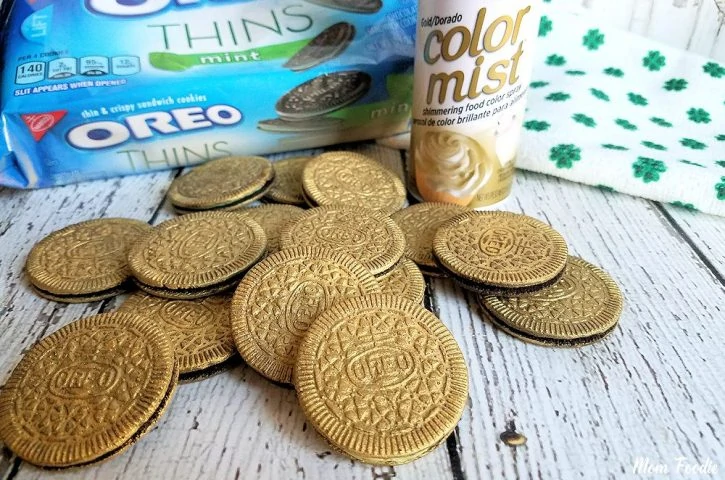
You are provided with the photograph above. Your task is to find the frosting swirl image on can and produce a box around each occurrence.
[409,0,540,208]
[413,131,494,205]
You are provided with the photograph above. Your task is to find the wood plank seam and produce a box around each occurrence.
[147,169,183,225]
[445,427,466,480]
[716,0,725,15]
[652,202,725,288]
[424,280,466,480]
[4,457,20,480]
[685,0,706,50]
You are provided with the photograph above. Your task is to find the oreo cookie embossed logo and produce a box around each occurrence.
[480,227,544,258]
[49,362,121,399]
[346,345,416,390]
[177,229,221,259]
[285,280,327,336]
[479,227,516,256]
[315,225,367,248]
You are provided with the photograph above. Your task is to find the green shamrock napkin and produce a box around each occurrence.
[520,6,725,216]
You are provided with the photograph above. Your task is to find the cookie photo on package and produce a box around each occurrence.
[0,0,416,188]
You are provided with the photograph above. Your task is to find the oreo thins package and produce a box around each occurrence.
[0,0,415,188]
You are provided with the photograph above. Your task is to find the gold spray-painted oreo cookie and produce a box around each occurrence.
[378,258,426,304]
[301,151,407,215]
[167,156,274,213]
[391,202,470,276]
[128,211,266,299]
[479,256,623,347]
[263,156,311,205]
[279,206,405,276]
[294,295,468,465]
[119,293,237,381]
[433,211,568,294]
[231,247,380,384]
[241,204,305,254]
[26,218,152,303]
[0,312,177,468]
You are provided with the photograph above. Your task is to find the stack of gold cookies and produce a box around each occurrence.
[393,204,623,346]
[4,150,623,469]
[5,151,474,469]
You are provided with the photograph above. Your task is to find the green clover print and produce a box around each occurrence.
[642,141,666,151]
[628,93,648,106]
[582,29,605,50]
[664,79,688,91]
[670,201,697,211]
[687,108,711,124]
[717,135,725,141]
[633,157,667,183]
[590,88,610,101]
[530,81,549,88]
[679,160,705,168]
[716,177,725,200]
[650,117,673,128]
[603,67,624,77]
[681,138,707,150]
[546,92,570,101]
[703,62,725,79]
[546,54,566,66]
[716,161,725,168]
[572,113,596,127]
[615,119,638,131]
[643,51,666,71]
[550,144,581,168]
[539,16,552,37]
[602,144,629,151]
[524,120,550,131]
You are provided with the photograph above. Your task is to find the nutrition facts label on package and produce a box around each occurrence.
[15,56,141,84]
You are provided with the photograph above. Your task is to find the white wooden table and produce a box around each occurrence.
[1,142,724,480]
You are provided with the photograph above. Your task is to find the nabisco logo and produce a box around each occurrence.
[20,110,67,141]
